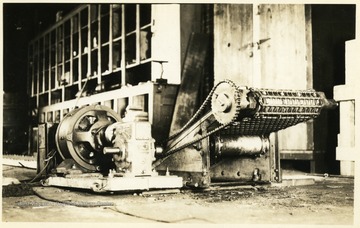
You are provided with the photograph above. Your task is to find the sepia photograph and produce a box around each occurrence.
[1,1,359,226]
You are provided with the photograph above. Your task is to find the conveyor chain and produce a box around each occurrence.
[223,88,324,135]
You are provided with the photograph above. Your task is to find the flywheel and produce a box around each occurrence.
[55,105,122,172]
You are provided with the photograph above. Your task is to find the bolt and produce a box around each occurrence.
[202,170,207,176]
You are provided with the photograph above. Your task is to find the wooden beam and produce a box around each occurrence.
[168,33,209,136]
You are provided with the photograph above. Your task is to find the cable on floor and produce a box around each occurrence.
[107,206,214,224]
[33,187,213,223]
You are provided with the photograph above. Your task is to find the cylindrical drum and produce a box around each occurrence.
[214,135,269,157]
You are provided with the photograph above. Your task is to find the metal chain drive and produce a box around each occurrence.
[159,80,328,160]
[166,79,240,142]
[161,80,242,158]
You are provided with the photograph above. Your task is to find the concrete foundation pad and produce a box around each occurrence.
[45,175,183,192]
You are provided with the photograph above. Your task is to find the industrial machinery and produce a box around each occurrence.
[39,80,335,192]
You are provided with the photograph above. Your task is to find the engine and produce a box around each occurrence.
[44,105,182,192]
[40,80,336,192]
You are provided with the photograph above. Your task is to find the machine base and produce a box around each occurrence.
[44,175,183,192]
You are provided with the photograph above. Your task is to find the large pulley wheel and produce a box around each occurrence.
[55,105,122,172]
[211,81,242,125]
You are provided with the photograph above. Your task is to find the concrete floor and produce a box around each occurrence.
[2,162,355,225]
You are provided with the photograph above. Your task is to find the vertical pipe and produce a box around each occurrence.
[353,4,359,226]
[121,5,126,86]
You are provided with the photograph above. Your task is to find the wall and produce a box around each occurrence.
[214,4,253,84]
[213,4,356,173]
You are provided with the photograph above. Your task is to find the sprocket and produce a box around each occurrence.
[211,80,242,125]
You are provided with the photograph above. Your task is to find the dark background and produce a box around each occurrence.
[2,4,79,154]
[3,3,79,93]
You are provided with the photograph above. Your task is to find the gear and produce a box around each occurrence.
[211,80,242,125]
[158,80,243,162]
